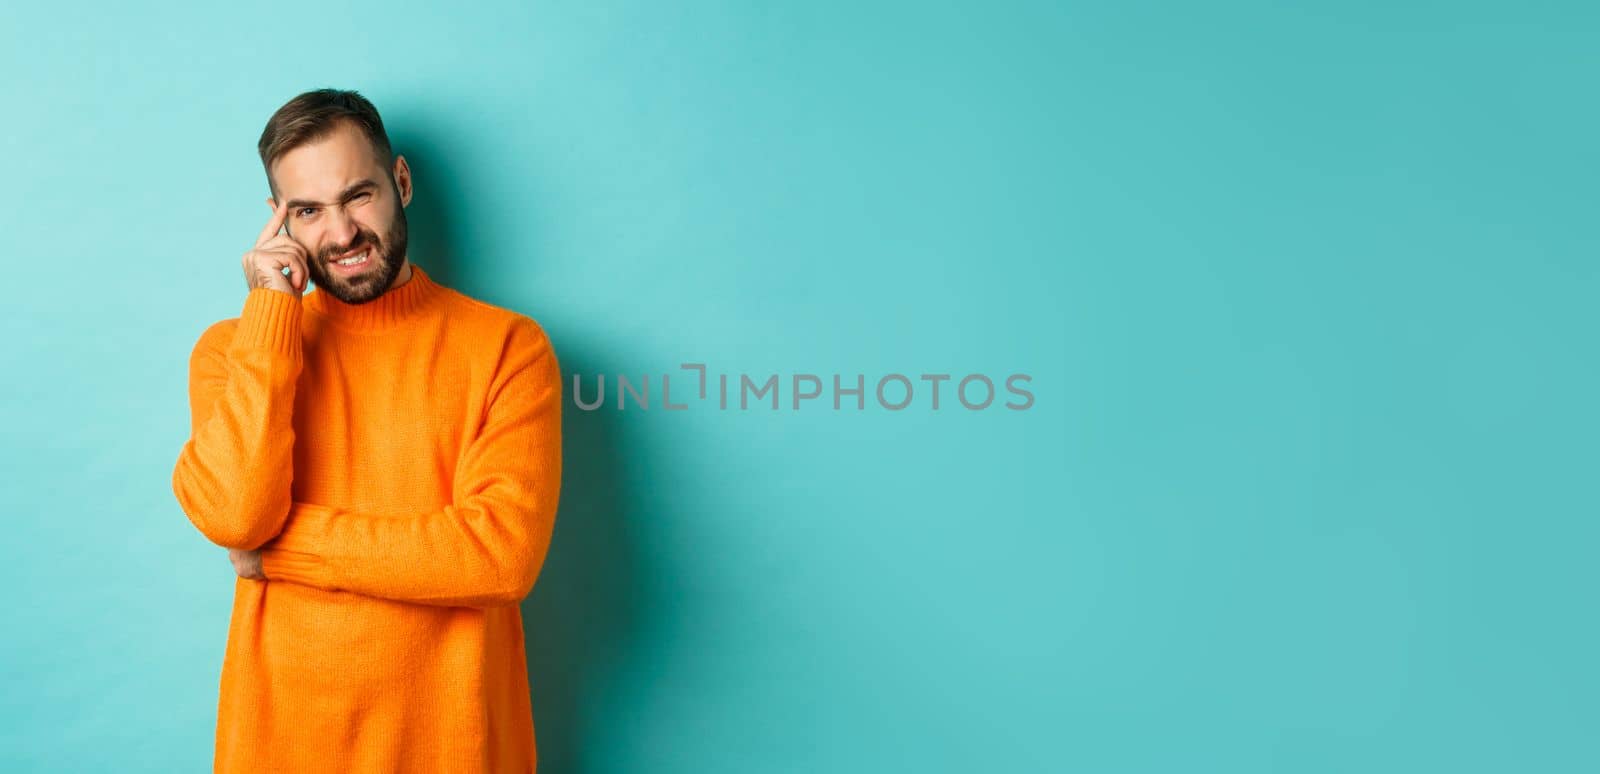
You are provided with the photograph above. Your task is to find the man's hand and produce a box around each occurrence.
[242,197,309,295]
[228,548,265,580]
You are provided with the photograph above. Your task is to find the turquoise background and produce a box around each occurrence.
[2,1,1595,771]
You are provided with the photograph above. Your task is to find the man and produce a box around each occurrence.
[171,88,562,773]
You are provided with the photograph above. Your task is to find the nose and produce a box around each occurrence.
[325,208,360,254]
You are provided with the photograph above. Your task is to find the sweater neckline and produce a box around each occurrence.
[304,262,446,331]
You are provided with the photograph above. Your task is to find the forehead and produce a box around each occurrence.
[272,122,383,197]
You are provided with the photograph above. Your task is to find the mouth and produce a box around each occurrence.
[329,246,374,274]
[331,246,371,267]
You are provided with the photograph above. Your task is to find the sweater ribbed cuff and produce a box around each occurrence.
[258,548,331,588]
[232,288,304,358]
[259,502,342,588]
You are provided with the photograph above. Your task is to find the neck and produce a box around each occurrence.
[389,259,413,290]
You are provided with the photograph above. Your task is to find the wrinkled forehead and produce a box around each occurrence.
[271,123,386,199]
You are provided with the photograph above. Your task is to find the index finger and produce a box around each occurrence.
[256,198,289,248]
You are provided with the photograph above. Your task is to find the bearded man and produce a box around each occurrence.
[172,87,562,773]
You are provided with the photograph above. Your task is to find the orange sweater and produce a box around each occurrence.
[171,263,562,773]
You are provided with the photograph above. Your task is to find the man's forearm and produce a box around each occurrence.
[172,289,304,549]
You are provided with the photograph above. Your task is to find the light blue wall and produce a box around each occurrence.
[2,1,1595,771]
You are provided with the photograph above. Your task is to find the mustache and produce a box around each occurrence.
[320,232,382,262]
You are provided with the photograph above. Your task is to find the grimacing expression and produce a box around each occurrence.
[292,177,408,305]
[273,124,410,304]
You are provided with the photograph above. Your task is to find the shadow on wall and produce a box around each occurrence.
[390,127,648,773]
[523,363,644,774]
[389,129,464,292]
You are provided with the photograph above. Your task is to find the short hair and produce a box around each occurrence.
[257,88,394,195]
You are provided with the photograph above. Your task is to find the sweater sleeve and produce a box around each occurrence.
[171,288,304,550]
[257,319,563,609]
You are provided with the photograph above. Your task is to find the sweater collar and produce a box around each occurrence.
[304,261,446,331]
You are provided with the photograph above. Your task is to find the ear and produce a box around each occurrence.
[393,155,413,208]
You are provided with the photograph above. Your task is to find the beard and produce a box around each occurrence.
[304,197,409,305]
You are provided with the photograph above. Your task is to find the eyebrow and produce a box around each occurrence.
[284,179,378,210]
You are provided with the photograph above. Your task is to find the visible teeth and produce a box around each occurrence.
[337,252,368,266]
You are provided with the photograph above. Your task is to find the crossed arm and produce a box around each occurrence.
[173,290,563,608]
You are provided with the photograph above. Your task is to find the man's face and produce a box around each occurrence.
[271,121,410,304]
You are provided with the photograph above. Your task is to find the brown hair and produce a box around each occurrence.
[257,88,395,196]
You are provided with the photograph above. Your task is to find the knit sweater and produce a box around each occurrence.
[171,263,562,773]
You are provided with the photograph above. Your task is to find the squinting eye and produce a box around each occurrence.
[298,208,317,218]
[353,192,371,201]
